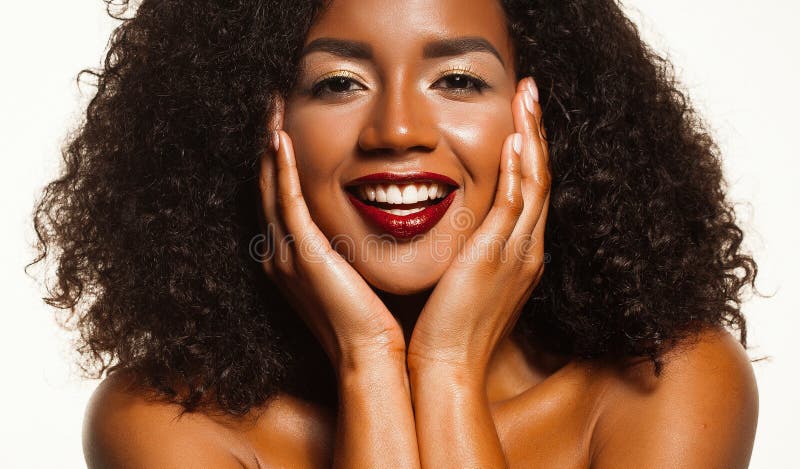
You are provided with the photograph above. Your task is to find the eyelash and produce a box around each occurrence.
[436,66,490,95]
[310,67,490,98]
[310,71,363,97]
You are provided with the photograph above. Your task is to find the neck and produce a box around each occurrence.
[374,289,547,402]
[371,287,567,403]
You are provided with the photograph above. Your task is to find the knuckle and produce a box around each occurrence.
[497,193,524,215]
[277,191,304,209]
[536,172,552,195]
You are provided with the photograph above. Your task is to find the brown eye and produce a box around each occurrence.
[434,73,489,94]
[311,76,365,97]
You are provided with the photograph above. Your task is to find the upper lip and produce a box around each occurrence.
[344,171,459,188]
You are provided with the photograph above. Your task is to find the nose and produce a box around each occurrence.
[357,80,439,154]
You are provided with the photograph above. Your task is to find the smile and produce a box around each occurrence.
[344,172,459,238]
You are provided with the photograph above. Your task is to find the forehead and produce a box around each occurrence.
[305,0,514,64]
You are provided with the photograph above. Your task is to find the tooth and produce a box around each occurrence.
[386,184,402,204]
[366,185,376,201]
[438,185,446,198]
[428,183,439,200]
[416,184,428,200]
[402,185,418,204]
[376,185,387,203]
[357,186,367,200]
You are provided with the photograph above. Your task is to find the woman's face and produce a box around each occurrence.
[282,0,517,295]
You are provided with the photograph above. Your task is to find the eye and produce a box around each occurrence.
[311,73,366,97]
[433,71,489,95]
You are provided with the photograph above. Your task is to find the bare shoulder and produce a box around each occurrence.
[591,326,759,469]
[83,370,252,468]
[240,392,336,468]
[83,370,335,468]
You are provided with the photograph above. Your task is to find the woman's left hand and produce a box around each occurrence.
[407,77,551,381]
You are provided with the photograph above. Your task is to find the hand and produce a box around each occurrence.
[259,98,405,370]
[407,77,551,380]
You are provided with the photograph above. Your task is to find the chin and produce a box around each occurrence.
[355,260,443,295]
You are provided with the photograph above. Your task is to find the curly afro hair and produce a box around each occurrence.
[31,0,758,415]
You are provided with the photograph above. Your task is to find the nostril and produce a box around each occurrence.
[357,107,439,153]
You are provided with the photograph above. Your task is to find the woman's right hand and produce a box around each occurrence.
[258,121,405,370]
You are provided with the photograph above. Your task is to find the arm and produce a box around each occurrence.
[335,348,420,469]
[591,328,759,469]
[408,361,507,468]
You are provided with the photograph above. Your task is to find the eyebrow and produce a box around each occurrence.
[423,37,505,67]
[300,36,506,67]
[301,38,373,61]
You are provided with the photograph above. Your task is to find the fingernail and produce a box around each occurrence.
[523,90,535,115]
[526,77,539,103]
[272,130,280,152]
[512,133,522,155]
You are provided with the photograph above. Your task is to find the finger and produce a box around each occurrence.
[466,131,523,258]
[511,77,551,239]
[531,191,550,266]
[258,138,289,278]
[258,95,289,277]
[274,130,313,234]
[526,77,551,185]
[273,130,335,264]
[524,77,550,192]
[512,190,550,270]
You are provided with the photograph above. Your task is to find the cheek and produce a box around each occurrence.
[284,104,355,174]
[440,99,514,201]
[281,104,362,240]
[283,103,359,198]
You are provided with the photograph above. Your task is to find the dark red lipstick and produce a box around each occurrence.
[344,172,459,239]
[346,172,458,187]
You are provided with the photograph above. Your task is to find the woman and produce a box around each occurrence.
[33,0,759,467]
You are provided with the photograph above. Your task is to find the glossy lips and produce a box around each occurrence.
[345,172,458,239]
[346,190,456,238]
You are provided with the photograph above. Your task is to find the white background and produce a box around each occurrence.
[1,1,797,467]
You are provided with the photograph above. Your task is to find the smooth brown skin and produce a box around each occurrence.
[83,1,759,468]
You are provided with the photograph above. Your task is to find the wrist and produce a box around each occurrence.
[407,347,489,380]
[337,342,408,377]
[407,357,486,393]
[337,349,413,403]
[323,323,407,372]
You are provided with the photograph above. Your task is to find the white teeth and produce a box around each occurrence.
[386,184,403,204]
[401,185,417,204]
[428,183,439,201]
[386,207,426,216]
[354,182,450,204]
[417,185,428,200]
[375,185,387,203]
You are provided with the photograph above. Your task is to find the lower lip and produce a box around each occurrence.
[346,190,457,239]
